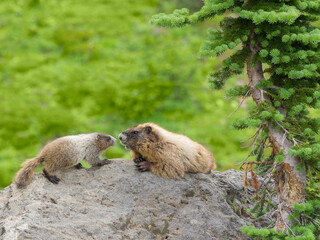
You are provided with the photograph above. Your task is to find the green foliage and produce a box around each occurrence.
[307,169,320,200]
[151,0,235,27]
[233,118,262,130]
[0,0,254,189]
[241,200,320,240]
[259,49,268,58]
[275,153,284,163]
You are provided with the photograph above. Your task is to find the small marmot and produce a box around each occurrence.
[15,133,116,187]
[119,123,216,179]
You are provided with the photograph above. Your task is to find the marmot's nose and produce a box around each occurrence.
[119,133,127,143]
[118,133,124,141]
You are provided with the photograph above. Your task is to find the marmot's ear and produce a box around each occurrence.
[145,126,152,134]
[97,134,102,140]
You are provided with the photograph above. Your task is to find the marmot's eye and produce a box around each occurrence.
[106,136,111,141]
[132,130,138,134]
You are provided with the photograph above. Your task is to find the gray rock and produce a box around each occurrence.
[0,159,272,240]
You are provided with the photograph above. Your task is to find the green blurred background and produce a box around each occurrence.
[0,0,254,189]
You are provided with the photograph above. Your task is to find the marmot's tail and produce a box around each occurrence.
[15,157,42,188]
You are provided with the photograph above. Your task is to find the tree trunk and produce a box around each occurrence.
[246,28,306,231]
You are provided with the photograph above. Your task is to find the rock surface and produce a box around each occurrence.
[0,159,271,240]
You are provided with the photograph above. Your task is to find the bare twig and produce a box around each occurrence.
[292,138,299,146]
[240,133,257,143]
[256,139,268,171]
[259,164,277,189]
[275,121,305,146]
[279,202,296,236]
[275,121,289,134]
[237,126,263,167]
[242,125,263,149]
[228,90,250,118]
[260,89,265,101]
[302,214,320,225]
[268,85,280,90]
[243,161,274,165]
[281,132,287,145]
[270,209,278,218]
[275,121,304,137]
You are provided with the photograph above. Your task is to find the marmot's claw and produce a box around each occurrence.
[49,176,61,184]
[135,165,146,172]
[52,176,61,184]
[74,163,83,169]
[138,168,148,172]
[136,161,151,172]
[43,169,60,184]
[133,157,147,164]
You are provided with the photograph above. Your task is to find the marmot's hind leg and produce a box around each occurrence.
[43,168,60,184]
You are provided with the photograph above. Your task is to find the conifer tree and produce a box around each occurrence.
[151,0,320,231]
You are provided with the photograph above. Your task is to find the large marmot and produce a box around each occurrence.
[119,123,216,179]
[15,133,116,187]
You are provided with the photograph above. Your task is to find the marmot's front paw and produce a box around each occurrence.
[136,161,151,172]
[133,157,147,164]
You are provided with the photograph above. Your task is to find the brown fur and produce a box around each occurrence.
[15,133,116,187]
[119,123,216,179]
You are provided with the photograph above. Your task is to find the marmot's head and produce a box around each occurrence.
[119,123,158,151]
[94,133,117,151]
